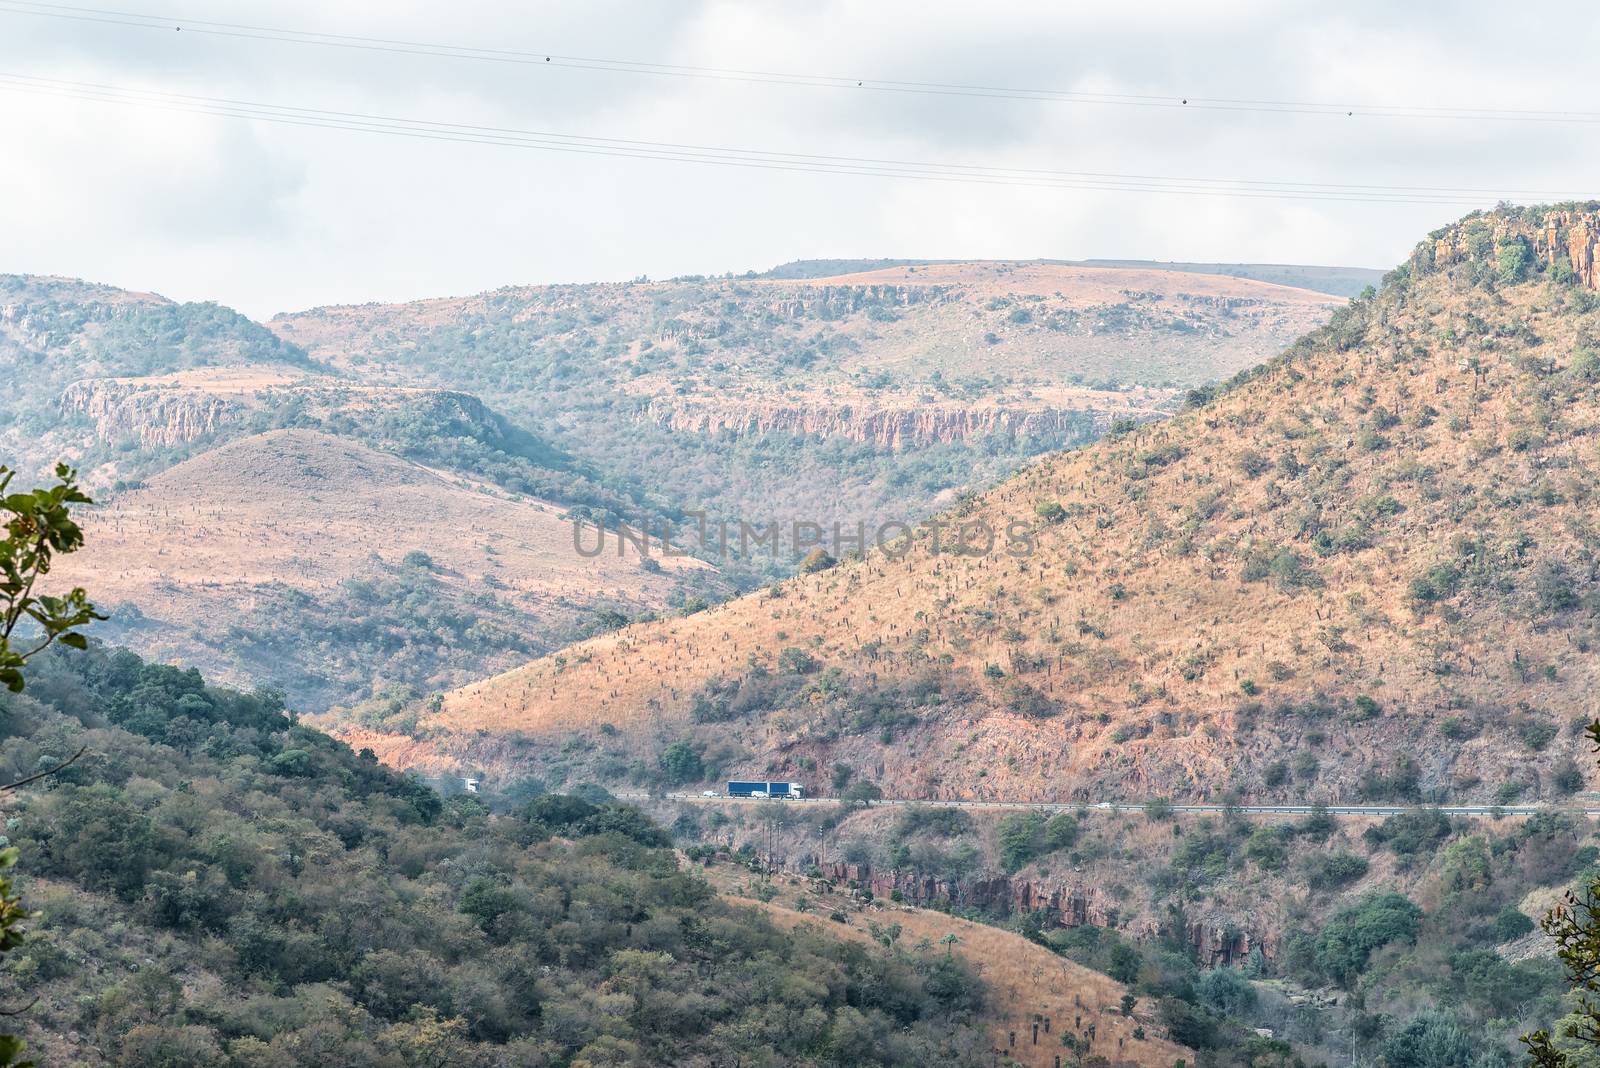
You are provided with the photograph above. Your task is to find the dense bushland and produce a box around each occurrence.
[0,644,987,1066]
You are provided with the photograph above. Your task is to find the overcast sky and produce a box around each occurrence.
[1,0,1596,318]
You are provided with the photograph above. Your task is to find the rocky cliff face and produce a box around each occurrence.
[1417,205,1600,288]
[644,397,1160,450]
[814,860,1266,966]
[60,375,494,449]
[60,378,237,446]
[764,283,957,320]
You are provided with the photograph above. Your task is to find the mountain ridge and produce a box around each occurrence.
[377,206,1600,811]
[754,258,1385,296]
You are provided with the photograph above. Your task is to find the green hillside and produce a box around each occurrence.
[0,644,988,1066]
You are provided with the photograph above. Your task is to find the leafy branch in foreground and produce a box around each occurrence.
[0,463,101,692]
[0,462,101,1068]
[0,847,32,1067]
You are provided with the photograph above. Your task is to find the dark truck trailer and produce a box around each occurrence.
[727,780,805,799]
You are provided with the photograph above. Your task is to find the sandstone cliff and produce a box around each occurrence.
[1416,204,1600,288]
[814,860,1265,967]
[763,283,957,320]
[59,371,493,449]
[60,377,239,447]
[642,396,1165,450]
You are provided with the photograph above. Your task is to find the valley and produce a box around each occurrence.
[7,203,1595,1068]
[319,206,1600,1065]
[7,8,1599,1066]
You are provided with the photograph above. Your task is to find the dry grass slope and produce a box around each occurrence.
[410,209,1600,807]
[701,862,1190,1068]
[50,429,701,702]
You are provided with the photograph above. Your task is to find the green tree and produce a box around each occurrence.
[798,548,837,573]
[657,741,704,786]
[841,779,883,807]
[1498,240,1532,284]
[0,850,34,1067]
[0,462,101,1068]
[1197,966,1257,1017]
[1388,1010,1504,1068]
[831,763,855,791]
[1,463,100,691]
[1313,892,1423,986]
[1145,796,1174,821]
[1042,812,1079,851]
[996,811,1045,872]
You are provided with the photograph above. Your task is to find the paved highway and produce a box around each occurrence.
[618,792,1600,819]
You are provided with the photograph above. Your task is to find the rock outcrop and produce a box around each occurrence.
[815,861,1269,966]
[60,374,493,448]
[765,283,957,320]
[1417,205,1600,288]
[644,397,1162,450]
[60,378,238,446]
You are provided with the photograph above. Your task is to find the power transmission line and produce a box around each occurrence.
[4,0,1600,125]
[0,72,1587,207]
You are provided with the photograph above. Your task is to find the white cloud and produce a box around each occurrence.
[0,0,1594,316]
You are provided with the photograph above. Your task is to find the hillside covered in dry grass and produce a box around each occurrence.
[49,430,710,710]
[382,205,1600,808]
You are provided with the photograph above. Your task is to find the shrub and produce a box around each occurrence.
[1409,563,1463,607]
[798,548,837,573]
[777,647,821,674]
[1497,239,1531,284]
[1534,559,1579,613]
[996,812,1046,872]
[1381,1011,1492,1068]
[1493,906,1535,942]
[1365,809,1451,855]
[1305,851,1369,890]
[893,806,971,840]
[1269,548,1320,591]
[1570,346,1600,382]
[1521,720,1559,751]
[1359,755,1422,801]
[1033,500,1066,524]
[1553,760,1585,795]
[1244,827,1288,870]
[1196,966,1257,1017]
[1042,813,1079,851]
[1003,680,1058,718]
[657,741,704,785]
[1313,892,1423,985]
[1235,450,1270,478]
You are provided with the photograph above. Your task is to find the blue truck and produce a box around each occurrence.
[727,780,805,799]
